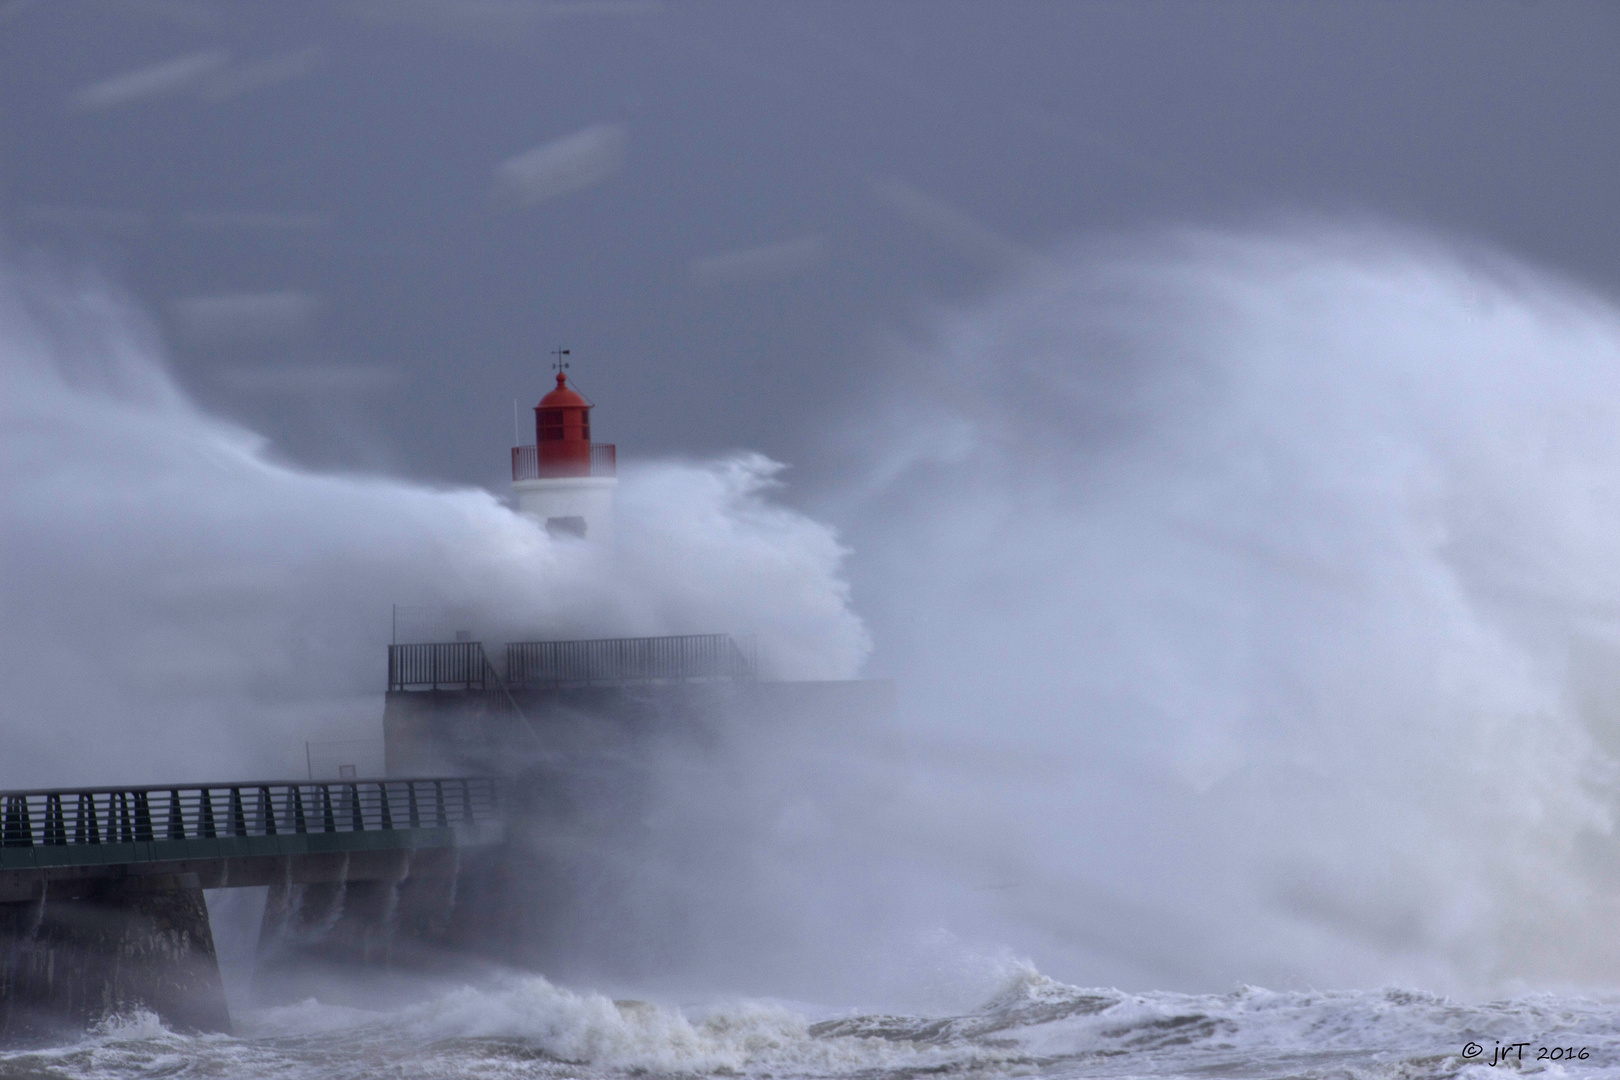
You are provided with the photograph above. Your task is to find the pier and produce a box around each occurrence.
[0,777,499,1042]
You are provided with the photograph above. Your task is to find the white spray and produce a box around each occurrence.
[830,222,1620,996]
[0,264,868,790]
[9,223,1620,1008]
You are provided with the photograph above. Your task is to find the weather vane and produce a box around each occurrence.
[550,346,570,376]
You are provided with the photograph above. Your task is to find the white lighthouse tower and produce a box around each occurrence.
[511,366,616,541]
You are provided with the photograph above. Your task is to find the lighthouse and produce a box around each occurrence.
[512,368,616,540]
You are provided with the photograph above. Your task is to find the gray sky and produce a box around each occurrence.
[4,0,1618,498]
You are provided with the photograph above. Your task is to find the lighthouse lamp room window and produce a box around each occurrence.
[511,353,617,541]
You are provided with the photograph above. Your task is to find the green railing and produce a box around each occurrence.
[0,777,498,850]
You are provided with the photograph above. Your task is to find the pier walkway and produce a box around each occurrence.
[0,777,500,902]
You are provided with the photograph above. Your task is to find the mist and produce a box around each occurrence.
[8,220,1620,1014]
[542,221,1620,1009]
[828,221,1620,997]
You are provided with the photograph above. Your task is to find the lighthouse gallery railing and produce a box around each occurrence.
[511,443,616,481]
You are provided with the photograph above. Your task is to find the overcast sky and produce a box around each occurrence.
[4,0,1618,499]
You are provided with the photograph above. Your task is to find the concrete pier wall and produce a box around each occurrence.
[0,839,484,1040]
[379,678,901,983]
[0,874,229,1044]
[249,850,497,1005]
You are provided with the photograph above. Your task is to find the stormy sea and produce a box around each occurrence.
[11,225,1620,1077]
[2,970,1618,1079]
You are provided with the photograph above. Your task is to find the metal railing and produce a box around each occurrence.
[0,778,499,849]
[511,443,616,481]
[385,641,535,752]
[506,633,756,688]
[389,641,487,691]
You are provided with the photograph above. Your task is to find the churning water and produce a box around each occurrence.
[10,221,1620,1075]
[5,968,1620,1079]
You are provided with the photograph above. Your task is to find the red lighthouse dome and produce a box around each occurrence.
[534,371,593,476]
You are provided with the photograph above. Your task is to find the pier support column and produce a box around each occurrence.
[0,874,230,1044]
